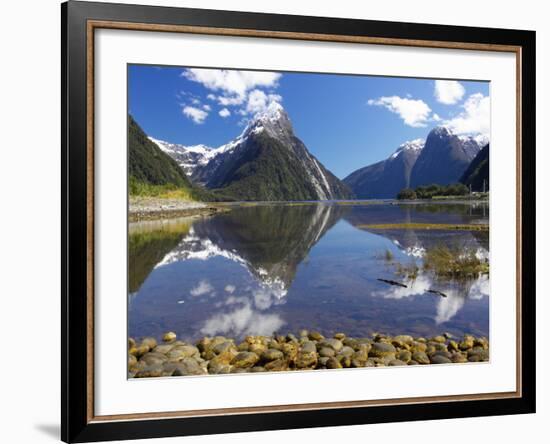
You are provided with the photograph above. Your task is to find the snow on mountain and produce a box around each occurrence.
[152,102,351,200]
[149,136,239,177]
[390,138,425,159]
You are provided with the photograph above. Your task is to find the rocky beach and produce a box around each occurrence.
[128,330,489,378]
[129,196,227,222]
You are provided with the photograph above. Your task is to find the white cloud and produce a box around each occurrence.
[218,108,231,118]
[434,80,465,105]
[224,284,235,293]
[217,95,246,106]
[444,93,490,136]
[368,96,433,127]
[202,104,211,111]
[206,93,216,101]
[200,303,285,337]
[245,90,282,115]
[182,68,281,100]
[182,106,208,124]
[190,279,213,296]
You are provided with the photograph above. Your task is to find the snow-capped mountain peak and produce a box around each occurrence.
[431,125,453,138]
[458,133,490,147]
[242,101,293,141]
[390,138,425,159]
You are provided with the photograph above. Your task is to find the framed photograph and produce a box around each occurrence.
[62,1,536,442]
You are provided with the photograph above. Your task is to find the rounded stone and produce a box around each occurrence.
[262,348,284,361]
[326,357,343,369]
[140,352,168,366]
[318,357,330,367]
[248,344,267,355]
[135,344,150,357]
[163,332,177,342]
[369,342,397,358]
[467,348,490,362]
[301,341,317,354]
[162,359,202,377]
[396,350,412,363]
[430,354,452,364]
[141,337,157,351]
[286,333,298,343]
[212,341,235,355]
[167,345,199,361]
[282,342,299,360]
[388,359,407,366]
[208,361,232,374]
[322,338,344,352]
[334,333,346,340]
[308,331,324,341]
[451,352,468,363]
[250,366,267,372]
[264,359,288,372]
[411,351,430,364]
[474,337,489,349]
[340,346,355,357]
[447,340,460,352]
[231,352,260,368]
[319,347,336,358]
[431,350,452,359]
[296,351,317,369]
[393,335,414,345]
[431,335,447,344]
[154,344,175,355]
[410,342,427,353]
[459,337,475,350]
[135,364,164,378]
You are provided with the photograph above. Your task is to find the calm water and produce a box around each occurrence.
[128,202,489,342]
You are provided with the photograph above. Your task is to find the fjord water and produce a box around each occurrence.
[129,202,489,342]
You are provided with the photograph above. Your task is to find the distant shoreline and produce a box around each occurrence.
[129,196,227,222]
[128,197,488,222]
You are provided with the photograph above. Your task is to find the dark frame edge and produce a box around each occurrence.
[63,1,92,442]
[520,30,536,414]
[61,1,536,442]
[61,1,68,442]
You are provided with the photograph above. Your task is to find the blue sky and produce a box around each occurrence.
[128,65,489,179]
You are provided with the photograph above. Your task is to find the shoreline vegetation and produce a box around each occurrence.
[361,223,489,231]
[128,330,489,378]
[397,183,489,201]
[380,243,490,281]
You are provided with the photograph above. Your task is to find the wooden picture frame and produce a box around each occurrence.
[62,1,536,442]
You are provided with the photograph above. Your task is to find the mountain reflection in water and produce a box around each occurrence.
[129,202,489,342]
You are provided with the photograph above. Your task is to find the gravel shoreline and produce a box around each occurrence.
[129,197,226,222]
[128,330,489,378]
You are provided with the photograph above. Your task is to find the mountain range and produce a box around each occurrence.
[134,102,488,202]
[343,139,424,199]
[150,102,352,201]
[344,127,488,199]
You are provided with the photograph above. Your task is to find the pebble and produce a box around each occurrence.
[163,332,177,342]
[127,331,489,378]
